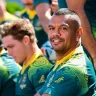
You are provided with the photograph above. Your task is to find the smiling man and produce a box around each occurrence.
[34,8,96,96]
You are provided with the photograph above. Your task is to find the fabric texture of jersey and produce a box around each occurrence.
[0,66,15,96]
[38,46,96,96]
[0,49,21,82]
[16,49,53,96]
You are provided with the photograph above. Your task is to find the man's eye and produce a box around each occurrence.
[61,27,67,30]
[49,27,54,30]
[4,47,7,50]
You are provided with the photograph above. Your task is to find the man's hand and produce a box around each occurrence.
[34,93,40,96]
[34,93,50,96]
[50,0,58,13]
[42,94,50,96]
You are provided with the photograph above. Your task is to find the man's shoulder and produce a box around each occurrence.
[30,55,53,67]
[28,55,53,77]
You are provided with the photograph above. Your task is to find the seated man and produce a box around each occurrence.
[0,18,53,96]
[0,66,15,96]
[34,8,96,96]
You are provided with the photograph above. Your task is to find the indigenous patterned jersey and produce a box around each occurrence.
[0,66,15,96]
[16,50,53,96]
[38,46,96,96]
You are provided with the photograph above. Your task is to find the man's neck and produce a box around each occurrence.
[56,43,80,60]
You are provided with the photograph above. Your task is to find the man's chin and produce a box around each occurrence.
[15,60,21,64]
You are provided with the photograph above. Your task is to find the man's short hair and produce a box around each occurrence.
[53,8,81,28]
[0,18,37,43]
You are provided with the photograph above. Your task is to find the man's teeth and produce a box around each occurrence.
[53,39,59,43]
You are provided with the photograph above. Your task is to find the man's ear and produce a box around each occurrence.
[22,35,30,45]
[76,27,83,41]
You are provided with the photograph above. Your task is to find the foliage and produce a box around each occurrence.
[6,2,24,14]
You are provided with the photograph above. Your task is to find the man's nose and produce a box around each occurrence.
[52,29,61,36]
[8,49,13,56]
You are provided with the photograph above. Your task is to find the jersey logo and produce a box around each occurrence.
[39,75,45,83]
[54,76,64,83]
[47,74,54,87]
[20,84,26,89]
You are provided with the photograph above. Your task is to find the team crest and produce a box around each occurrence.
[39,75,45,83]
[20,84,26,89]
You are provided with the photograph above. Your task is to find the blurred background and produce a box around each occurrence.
[6,0,24,14]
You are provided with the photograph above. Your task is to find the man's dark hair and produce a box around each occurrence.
[53,8,81,27]
[54,8,78,16]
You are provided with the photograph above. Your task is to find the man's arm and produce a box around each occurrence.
[50,0,58,13]
[34,0,58,33]
[35,3,51,33]
[66,0,96,69]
